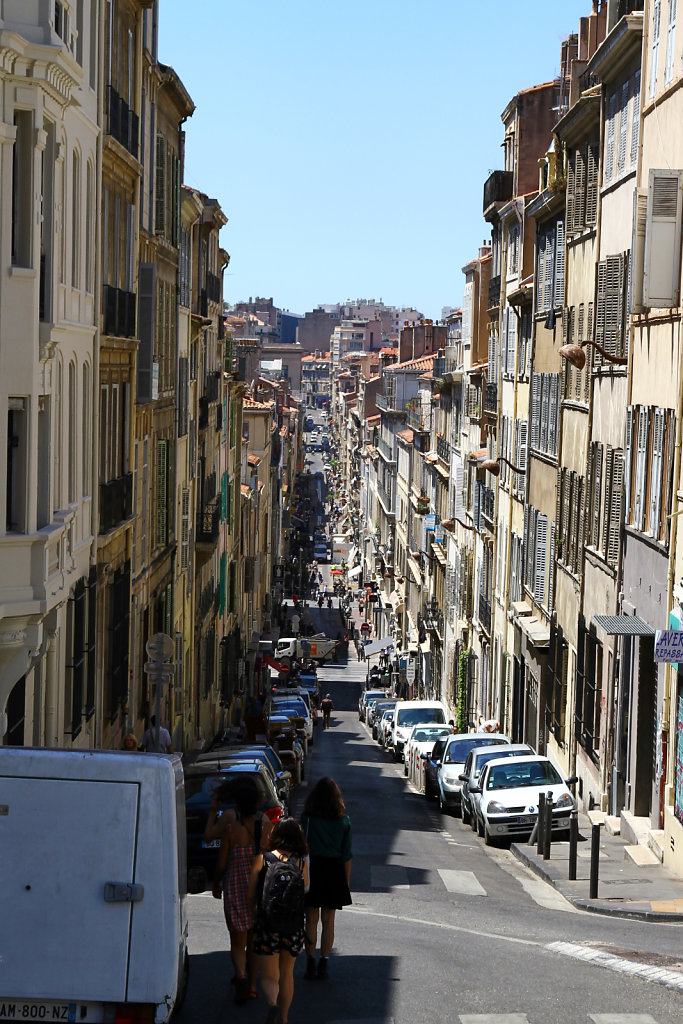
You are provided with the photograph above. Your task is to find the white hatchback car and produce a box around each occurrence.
[473,755,576,846]
[403,724,452,782]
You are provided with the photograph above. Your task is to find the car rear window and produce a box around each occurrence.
[397,707,446,728]
[412,726,449,743]
[485,760,562,790]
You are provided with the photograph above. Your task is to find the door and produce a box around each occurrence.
[0,776,139,1001]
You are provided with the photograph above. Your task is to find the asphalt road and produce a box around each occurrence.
[177,419,683,1022]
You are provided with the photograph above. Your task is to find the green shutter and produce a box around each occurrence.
[221,472,228,522]
[220,552,227,616]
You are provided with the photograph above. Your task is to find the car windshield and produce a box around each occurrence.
[185,770,266,803]
[382,711,394,721]
[273,702,308,717]
[412,727,449,743]
[485,760,563,790]
[398,707,446,728]
[445,736,507,763]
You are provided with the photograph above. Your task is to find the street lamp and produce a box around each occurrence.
[557,337,627,370]
[480,456,527,476]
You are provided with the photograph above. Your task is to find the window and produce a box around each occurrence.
[666,0,678,83]
[566,141,598,234]
[71,151,81,288]
[586,441,624,566]
[651,0,662,98]
[575,615,601,759]
[642,170,683,308]
[529,373,559,457]
[535,219,564,313]
[595,252,630,362]
[156,437,170,548]
[523,505,549,607]
[556,468,585,575]
[626,405,675,542]
[85,161,94,292]
[547,616,568,740]
[12,111,33,268]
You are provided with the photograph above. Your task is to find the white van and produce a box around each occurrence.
[0,747,188,1023]
[391,700,448,762]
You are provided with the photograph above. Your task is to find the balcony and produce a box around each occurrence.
[376,390,405,414]
[205,370,220,403]
[488,275,501,311]
[579,70,600,94]
[377,435,395,462]
[103,285,136,338]
[106,85,139,160]
[485,383,498,414]
[206,271,221,304]
[406,404,431,433]
[478,594,492,634]
[197,496,220,545]
[433,355,446,379]
[377,480,395,515]
[423,599,444,639]
[481,485,495,525]
[198,578,219,620]
[483,169,513,214]
[99,473,133,535]
[437,435,451,464]
[416,492,430,516]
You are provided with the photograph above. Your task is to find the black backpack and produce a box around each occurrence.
[259,852,305,933]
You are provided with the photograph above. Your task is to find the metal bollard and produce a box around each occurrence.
[568,810,578,881]
[537,792,546,856]
[589,822,601,899]
[543,791,554,860]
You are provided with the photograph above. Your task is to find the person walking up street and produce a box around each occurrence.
[248,818,309,1024]
[140,715,173,753]
[300,777,352,981]
[321,694,333,729]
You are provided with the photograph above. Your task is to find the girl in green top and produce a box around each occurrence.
[300,777,352,980]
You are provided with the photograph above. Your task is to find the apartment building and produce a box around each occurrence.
[0,0,101,746]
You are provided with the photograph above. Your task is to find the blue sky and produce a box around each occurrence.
[160,0,591,318]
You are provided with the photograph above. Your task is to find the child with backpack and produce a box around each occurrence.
[248,818,309,1024]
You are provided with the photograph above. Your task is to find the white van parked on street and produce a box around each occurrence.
[390,700,448,762]
[0,747,188,1024]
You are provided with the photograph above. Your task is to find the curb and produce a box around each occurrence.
[510,842,683,923]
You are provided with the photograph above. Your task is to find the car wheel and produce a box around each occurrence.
[173,952,190,1013]
[424,778,432,800]
[484,827,496,847]
[470,811,478,832]
[477,815,485,838]
[462,803,470,826]
[438,792,448,814]
[556,829,570,843]
[403,761,408,777]
[393,747,401,763]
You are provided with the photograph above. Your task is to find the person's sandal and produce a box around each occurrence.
[305,956,317,979]
[234,977,249,1005]
[264,1007,278,1024]
[317,957,328,979]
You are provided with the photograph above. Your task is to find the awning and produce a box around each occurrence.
[330,568,344,575]
[389,590,405,613]
[431,542,447,567]
[348,546,358,564]
[364,636,395,658]
[348,564,363,578]
[592,614,655,636]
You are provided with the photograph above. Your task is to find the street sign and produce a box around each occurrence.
[361,622,371,634]
[654,629,683,662]
[273,565,284,581]
[406,659,416,683]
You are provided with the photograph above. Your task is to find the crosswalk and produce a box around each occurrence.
[328,1016,662,1023]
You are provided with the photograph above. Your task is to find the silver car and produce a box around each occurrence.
[437,734,511,815]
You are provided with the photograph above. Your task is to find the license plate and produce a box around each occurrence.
[0,1004,82,1021]
[201,838,221,849]
[517,815,533,825]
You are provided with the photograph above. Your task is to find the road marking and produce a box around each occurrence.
[548,942,683,993]
[460,1016,530,1023]
[486,848,580,914]
[590,1016,659,1023]
[438,868,487,896]
[344,905,539,947]
[329,1020,394,1024]
[370,864,409,889]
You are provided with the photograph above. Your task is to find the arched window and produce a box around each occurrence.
[85,160,94,293]
[68,362,77,503]
[71,150,81,288]
[82,363,91,497]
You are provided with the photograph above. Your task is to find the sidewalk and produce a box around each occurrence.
[510,811,683,921]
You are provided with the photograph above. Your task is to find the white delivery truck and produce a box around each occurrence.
[0,747,189,1024]
[274,634,340,664]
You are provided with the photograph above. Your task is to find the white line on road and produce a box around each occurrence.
[459,1016,530,1024]
[344,905,540,947]
[589,1016,659,1023]
[437,868,487,896]
[548,942,683,993]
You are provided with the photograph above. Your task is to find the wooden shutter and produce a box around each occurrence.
[566,150,576,234]
[561,470,571,566]
[666,0,677,82]
[630,70,641,168]
[576,476,585,575]
[604,254,624,357]
[586,140,599,225]
[181,487,190,569]
[594,261,607,366]
[624,405,635,523]
[584,303,594,402]
[607,450,624,566]
[516,420,528,492]
[643,169,683,308]
[634,406,650,530]
[571,472,581,571]
[534,514,548,605]
[554,220,565,308]
[649,408,666,536]
[530,373,541,449]
[602,446,614,553]
[605,93,616,183]
[592,443,603,546]
[540,374,550,452]
[155,133,166,236]
[523,503,530,585]
[156,438,168,548]
[650,0,662,99]
[136,263,156,402]
[548,375,559,455]
[548,522,555,614]
[618,81,629,175]
[664,411,676,544]
[545,228,556,312]
[574,148,586,231]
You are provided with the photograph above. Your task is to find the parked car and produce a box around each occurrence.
[459,743,533,827]
[270,696,314,743]
[370,700,396,738]
[359,688,388,721]
[472,755,576,846]
[436,734,511,814]
[391,700,448,762]
[424,735,450,799]
[378,709,395,747]
[195,744,292,812]
[184,761,284,891]
[314,544,329,562]
[267,714,306,782]
[404,724,452,782]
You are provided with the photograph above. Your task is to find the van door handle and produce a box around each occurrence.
[104,882,144,903]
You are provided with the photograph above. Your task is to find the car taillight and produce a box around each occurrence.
[114,1005,155,1024]
[264,806,283,823]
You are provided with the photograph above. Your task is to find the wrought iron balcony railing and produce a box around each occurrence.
[483,169,513,212]
[437,435,451,464]
[99,472,133,535]
[106,85,139,159]
[485,383,498,414]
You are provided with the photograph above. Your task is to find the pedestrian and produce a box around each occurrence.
[210,776,272,1004]
[321,693,333,729]
[248,818,309,1024]
[300,778,352,981]
[140,715,174,753]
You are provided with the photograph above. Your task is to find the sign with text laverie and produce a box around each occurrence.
[654,629,683,663]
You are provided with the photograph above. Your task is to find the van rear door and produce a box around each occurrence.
[2,775,140,1002]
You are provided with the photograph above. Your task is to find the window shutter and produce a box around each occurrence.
[594,261,607,366]
[561,469,571,566]
[530,373,541,449]
[537,230,546,313]
[556,467,563,563]
[618,81,629,175]
[136,262,156,402]
[574,148,586,230]
[566,150,575,234]
[554,220,565,308]
[586,140,599,225]
[592,443,603,546]
[665,411,676,544]
[548,522,555,615]
[156,438,168,548]
[624,405,635,523]
[584,303,594,402]
[634,406,650,530]
[527,507,537,592]
[608,450,624,566]
[523,503,530,584]
[181,487,190,569]
[666,0,677,82]
[651,0,662,99]
[571,472,581,569]
[605,93,616,183]
[585,444,594,548]
[155,133,166,236]
[549,374,559,455]
[576,476,585,575]
[534,514,548,605]
[473,480,481,532]
[631,187,648,311]
[649,408,665,536]
[545,228,555,312]
[508,305,516,375]
[540,374,550,452]
[602,446,614,554]
[643,169,683,308]
[516,420,528,491]
[630,70,641,168]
